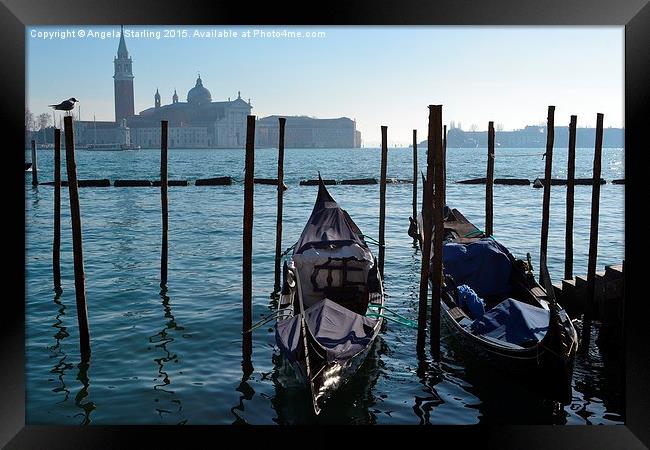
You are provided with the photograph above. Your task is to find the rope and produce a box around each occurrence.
[360,234,384,247]
[365,312,419,329]
[367,304,415,324]
[275,243,296,261]
[463,229,485,238]
[242,311,282,334]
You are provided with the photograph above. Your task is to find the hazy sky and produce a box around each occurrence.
[27,26,623,147]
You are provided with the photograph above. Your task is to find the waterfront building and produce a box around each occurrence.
[128,79,252,148]
[59,27,361,149]
[255,115,361,148]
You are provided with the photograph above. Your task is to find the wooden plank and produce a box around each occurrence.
[449,306,469,322]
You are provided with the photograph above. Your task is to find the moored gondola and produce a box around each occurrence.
[275,177,385,415]
[418,207,578,403]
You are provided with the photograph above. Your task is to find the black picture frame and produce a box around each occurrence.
[3,0,648,447]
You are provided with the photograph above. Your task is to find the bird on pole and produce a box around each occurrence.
[49,98,79,116]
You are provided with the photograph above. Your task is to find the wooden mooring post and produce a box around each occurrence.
[412,130,418,225]
[31,139,38,186]
[442,124,447,206]
[378,126,388,278]
[63,116,91,361]
[430,105,444,360]
[581,113,604,351]
[486,121,495,237]
[539,106,555,275]
[417,107,435,356]
[273,117,286,295]
[160,120,169,289]
[565,115,577,280]
[53,129,62,292]
[242,115,256,362]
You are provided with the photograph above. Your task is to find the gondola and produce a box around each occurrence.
[275,177,385,415]
[416,206,578,403]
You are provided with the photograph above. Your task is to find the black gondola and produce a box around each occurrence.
[419,207,578,403]
[275,177,385,415]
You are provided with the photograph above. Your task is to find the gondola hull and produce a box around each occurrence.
[439,297,576,403]
[289,318,382,414]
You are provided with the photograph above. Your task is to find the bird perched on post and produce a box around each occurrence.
[49,98,79,115]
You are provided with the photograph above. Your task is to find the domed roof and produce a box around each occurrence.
[187,75,212,105]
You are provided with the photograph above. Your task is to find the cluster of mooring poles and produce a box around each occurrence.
[41,103,608,365]
[405,104,607,359]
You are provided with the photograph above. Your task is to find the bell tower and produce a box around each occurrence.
[114,25,135,123]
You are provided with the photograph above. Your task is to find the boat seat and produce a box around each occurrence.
[449,306,470,322]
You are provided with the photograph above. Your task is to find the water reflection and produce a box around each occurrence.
[230,359,254,424]
[442,329,565,424]
[270,335,386,424]
[73,360,95,425]
[48,293,72,403]
[571,322,624,424]
[148,290,186,424]
[413,356,444,424]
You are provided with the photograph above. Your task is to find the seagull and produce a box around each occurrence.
[49,98,79,112]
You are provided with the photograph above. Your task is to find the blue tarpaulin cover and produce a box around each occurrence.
[442,238,513,298]
[469,298,550,346]
[457,284,485,319]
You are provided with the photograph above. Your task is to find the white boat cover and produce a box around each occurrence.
[276,298,378,364]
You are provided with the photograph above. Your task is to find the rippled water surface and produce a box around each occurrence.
[25,146,624,424]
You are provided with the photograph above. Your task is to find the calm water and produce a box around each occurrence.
[25,146,624,425]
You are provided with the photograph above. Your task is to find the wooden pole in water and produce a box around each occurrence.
[243,115,256,362]
[442,124,447,206]
[273,117,286,295]
[417,107,436,356]
[378,126,388,278]
[160,120,169,289]
[581,113,604,350]
[486,121,495,237]
[412,129,418,223]
[53,129,62,292]
[31,139,38,186]
[63,116,90,361]
[430,105,444,360]
[565,115,577,280]
[540,106,555,274]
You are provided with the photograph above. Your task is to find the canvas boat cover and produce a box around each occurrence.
[292,178,374,308]
[442,238,514,298]
[469,298,550,346]
[275,298,378,364]
[294,179,368,255]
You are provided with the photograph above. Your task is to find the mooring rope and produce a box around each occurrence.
[366,304,418,328]
[360,234,384,247]
[365,312,419,329]
[243,310,284,334]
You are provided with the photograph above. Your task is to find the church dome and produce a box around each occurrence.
[187,75,212,105]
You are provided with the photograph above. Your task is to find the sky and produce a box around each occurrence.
[26,26,624,147]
